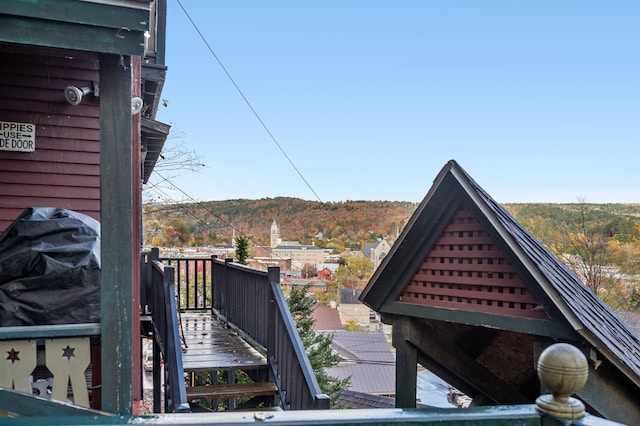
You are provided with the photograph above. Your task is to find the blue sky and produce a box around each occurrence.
[152,0,640,204]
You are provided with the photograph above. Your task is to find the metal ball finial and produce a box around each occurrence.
[535,343,588,419]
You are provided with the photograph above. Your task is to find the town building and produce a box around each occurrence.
[281,278,328,293]
[362,239,391,270]
[338,288,378,329]
[254,220,325,271]
[317,263,339,280]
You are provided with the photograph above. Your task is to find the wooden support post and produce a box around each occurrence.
[227,369,236,410]
[152,337,161,413]
[100,53,134,415]
[211,370,219,410]
[393,318,418,408]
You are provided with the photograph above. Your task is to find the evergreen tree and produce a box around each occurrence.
[235,236,249,265]
[287,286,350,407]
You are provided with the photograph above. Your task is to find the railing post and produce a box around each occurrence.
[144,248,160,314]
[267,266,279,382]
[210,255,217,310]
[222,258,233,321]
[211,256,220,312]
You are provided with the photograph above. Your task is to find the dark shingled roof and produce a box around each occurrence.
[455,161,640,385]
[339,288,363,305]
[337,390,435,409]
[326,363,395,395]
[363,242,377,257]
[330,331,395,364]
[326,331,395,395]
[361,160,640,390]
[337,390,395,409]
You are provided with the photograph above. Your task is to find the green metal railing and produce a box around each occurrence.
[0,323,103,416]
[0,403,624,425]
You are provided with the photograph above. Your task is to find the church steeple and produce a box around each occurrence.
[270,219,280,248]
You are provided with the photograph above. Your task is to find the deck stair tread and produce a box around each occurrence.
[186,382,278,400]
[180,312,267,372]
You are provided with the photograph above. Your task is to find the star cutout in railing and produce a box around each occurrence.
[6,348,20,364]
[62,345,75,360]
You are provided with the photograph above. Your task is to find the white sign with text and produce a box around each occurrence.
[0,121,35,152]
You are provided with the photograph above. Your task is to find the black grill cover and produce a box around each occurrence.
[0,207,100,326]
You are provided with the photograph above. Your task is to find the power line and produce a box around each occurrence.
[146,172,308,271]
[173,0,366,251]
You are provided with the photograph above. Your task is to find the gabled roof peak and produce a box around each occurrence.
[360,160,640,388]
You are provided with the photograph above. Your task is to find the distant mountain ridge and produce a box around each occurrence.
[143,197,417,247]
[142,198,640,249]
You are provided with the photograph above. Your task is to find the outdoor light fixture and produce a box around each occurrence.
[64,81,99,106]
[131,97,144,115]
[64,82,142,115]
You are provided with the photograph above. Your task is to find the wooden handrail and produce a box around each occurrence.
[152,254,329,410]
[209,259,329,410]
[269,279,330,409]
[144,248,190,413]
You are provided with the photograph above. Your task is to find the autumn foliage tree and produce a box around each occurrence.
[515,200,640,312]
[162,218,193,246]
[301,263,317,279]
[333,255,374,291]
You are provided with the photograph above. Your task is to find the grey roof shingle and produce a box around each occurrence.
[359,160,640,420]
[339,288,363,305]
[325,330,396,395]
[336,390,395,409]
[330,330,395,363]
[454,161,640,385]
[326,363,395,394]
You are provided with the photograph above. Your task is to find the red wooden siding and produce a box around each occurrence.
[0,52,100,232]
[396,204,549,320]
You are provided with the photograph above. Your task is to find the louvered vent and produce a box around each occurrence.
[396,204,548,319]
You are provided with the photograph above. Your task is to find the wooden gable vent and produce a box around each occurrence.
[396,204,549,320]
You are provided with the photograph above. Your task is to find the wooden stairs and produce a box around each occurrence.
[179,312,279,410]
[186,382,278,400]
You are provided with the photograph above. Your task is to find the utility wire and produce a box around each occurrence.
[146,172,307,271]
[174,0,366,251]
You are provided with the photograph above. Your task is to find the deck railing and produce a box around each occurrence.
[157,254,330,410]
[211,258,271,350]
[142,248,190,413]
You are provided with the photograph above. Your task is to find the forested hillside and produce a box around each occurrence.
[143,198,640,250]
[144,199,640,311]
[143,198,418,250]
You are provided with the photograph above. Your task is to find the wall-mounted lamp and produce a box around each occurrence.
[64,81,99,106]
[131,97,144,115]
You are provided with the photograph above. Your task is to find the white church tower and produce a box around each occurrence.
[270,219,281,248]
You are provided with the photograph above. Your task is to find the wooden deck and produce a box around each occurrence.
[179,312,267,373]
